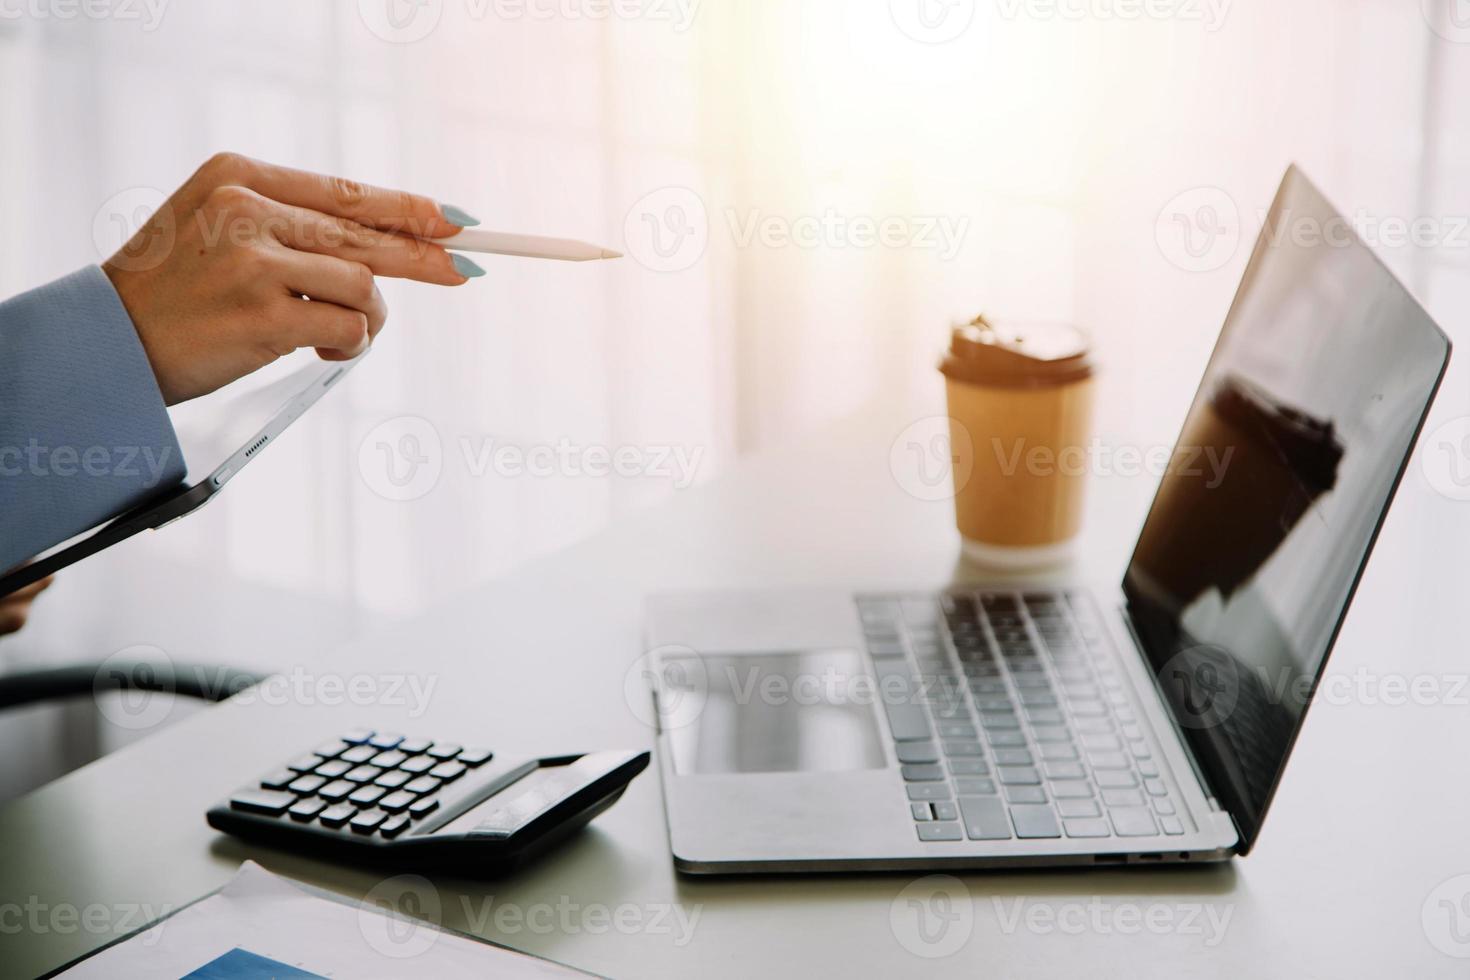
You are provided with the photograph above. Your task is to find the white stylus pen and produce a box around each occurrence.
[431,229,623,262]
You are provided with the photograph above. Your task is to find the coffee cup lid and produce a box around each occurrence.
[940,316,1094,387]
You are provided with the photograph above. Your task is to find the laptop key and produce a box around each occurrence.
[1057,799,1101,818]
[1144,779,1168,797]
[1048,781,1094,799]
[943,741,985,757]
[911,803,935,822]
[994,749,1033,766]
[1102,788,1144,808]
[1009,804,1062,839]
[954,778,997,795]
[932,801,958,821]
[1038,743,1078,760]
[937,722,977,739]
[1089,752,1129,770]
[896,742,941,764]
[1110,808,1159,837]
[1063,818,1111,838]
[986,730,1027,747]
[1005,786,1047,804]
[918,822,964,842]
[907,784,952,802]
[998,766,1040,786]
[1160,816,1185,836]
[901,764,946,782]
[948,759,989,776]
[959,796,1013,840]
[884,703,932,742]
[1153,798,1176,816]
[1096,770,1137,789]
[1043,762,1084,780]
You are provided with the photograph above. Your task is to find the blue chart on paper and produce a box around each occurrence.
[181,947,328,979]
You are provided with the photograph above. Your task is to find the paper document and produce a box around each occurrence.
[56,861,596,979]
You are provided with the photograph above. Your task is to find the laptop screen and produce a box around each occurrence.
[1122,166,1450,853]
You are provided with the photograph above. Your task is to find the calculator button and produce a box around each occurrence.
[314,740,350,759]
[230,790,296,816]
[348,785,387,807]
[426,743,462,760]
[344,765,383,784]
[287,774,327,795]
[404,776,441,795]
[408,797,440,819]
[318,780,356,802]
[370,750,408,769]
[287,755,321,773]
[368,733,405,750]
[260,770,295,791]
[340,745,377,765]
[400,755,436,775]
[379,791,417,813]
[380,813,413,838]
[341,729,375,745]
[319,804,356,828]
[458,748,494,767]
[350,810,387,834]
[428,761,466,782]
[374,770,411,790]
[314,760,351,780]
[289,798,327,821]
[397,738,432,755]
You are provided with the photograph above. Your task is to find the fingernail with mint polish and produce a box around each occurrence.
[452,254,487,279]
[440,204,481,228]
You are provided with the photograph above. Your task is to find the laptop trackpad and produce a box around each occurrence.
[662,650,886,775]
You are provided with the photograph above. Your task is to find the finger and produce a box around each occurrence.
[197,153,466,240]
[276,296,372,362]
[273,249,388,340]
[265,204,468,286]
[5,576,54,602]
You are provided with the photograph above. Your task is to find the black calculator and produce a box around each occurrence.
[207,730,649,875]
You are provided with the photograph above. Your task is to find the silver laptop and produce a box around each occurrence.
[643,166,1452,873]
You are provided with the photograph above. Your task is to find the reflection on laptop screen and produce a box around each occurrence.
[1123,166,1451,851]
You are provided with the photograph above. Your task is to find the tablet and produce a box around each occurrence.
[0,353,366,598]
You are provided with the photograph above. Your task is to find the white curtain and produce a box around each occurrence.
[1,0,1466,791]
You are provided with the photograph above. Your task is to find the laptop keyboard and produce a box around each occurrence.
[859,590,1189,844]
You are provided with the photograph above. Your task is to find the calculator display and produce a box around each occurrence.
[441,758,599,836]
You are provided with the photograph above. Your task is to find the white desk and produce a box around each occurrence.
[3,391,1469,979]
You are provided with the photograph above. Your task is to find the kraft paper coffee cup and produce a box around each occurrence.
[940,317,1096,570]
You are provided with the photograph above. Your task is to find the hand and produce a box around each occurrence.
[103,152,482,405]
[0,576,54,637]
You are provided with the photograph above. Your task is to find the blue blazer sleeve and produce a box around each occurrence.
[0,266,187,572]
